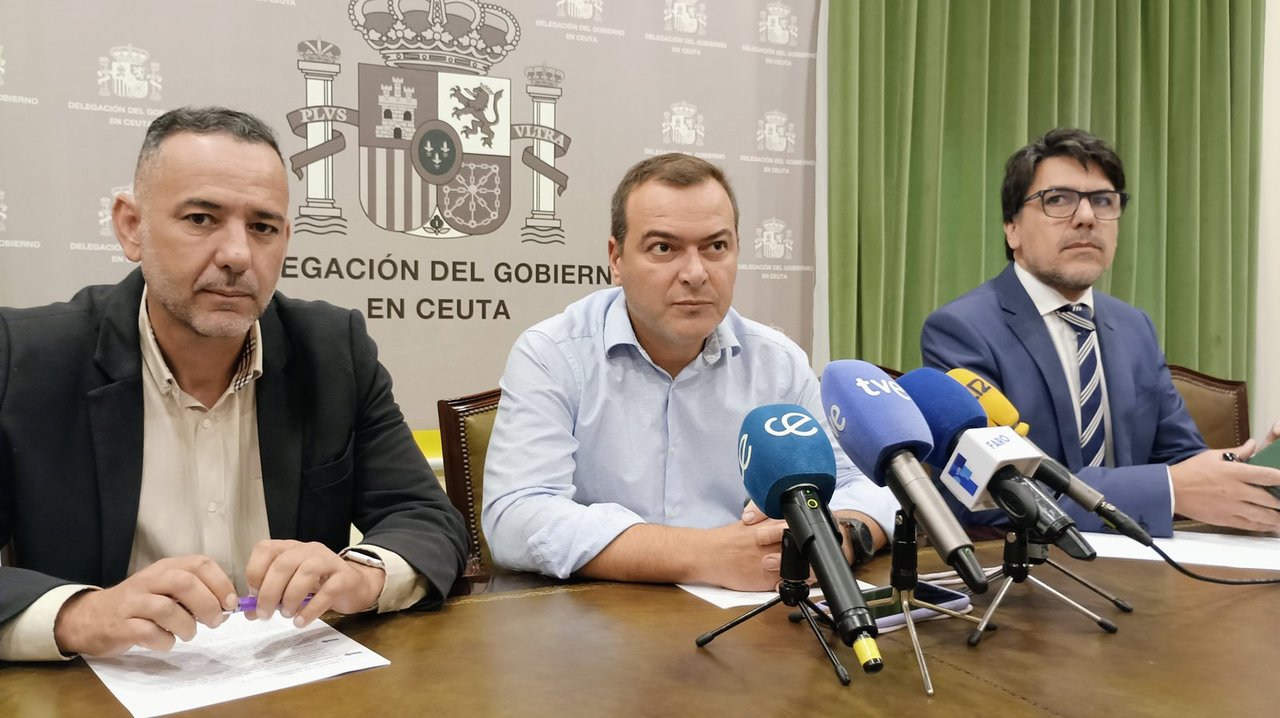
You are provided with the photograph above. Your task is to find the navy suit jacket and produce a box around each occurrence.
[0,269,467,625]
[920,263,1206,537]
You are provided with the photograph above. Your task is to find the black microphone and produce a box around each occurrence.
[739,404,883,672]
[1032,456,1154,547]
[946,368,1154,547]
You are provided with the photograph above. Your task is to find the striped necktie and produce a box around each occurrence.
[1057,303,1105,467]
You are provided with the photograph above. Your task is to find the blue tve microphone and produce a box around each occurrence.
[739,404,881,668]
[820,361,988,593]
[897,368,1095,561]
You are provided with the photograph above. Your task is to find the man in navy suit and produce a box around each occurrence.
[922,127,1280,536]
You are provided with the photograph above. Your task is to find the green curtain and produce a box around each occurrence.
[828,0,1262,382]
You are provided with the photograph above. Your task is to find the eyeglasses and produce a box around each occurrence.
[1022,188,1129,220]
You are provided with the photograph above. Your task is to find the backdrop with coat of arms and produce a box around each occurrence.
[0,0,824,429]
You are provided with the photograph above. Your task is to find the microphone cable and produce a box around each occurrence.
[918,541,1280,588]
[1147,542,1280,585]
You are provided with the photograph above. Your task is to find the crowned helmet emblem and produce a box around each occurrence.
[297,38,341,64]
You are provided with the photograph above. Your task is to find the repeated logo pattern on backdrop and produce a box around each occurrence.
[0,0,822,428]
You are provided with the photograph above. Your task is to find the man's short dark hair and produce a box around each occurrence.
[609,153,739,249]
[135,106,284,188]
[1001,127,1127,260]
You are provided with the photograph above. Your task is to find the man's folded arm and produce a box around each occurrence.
[345,308,468,608]
[482,331,646,578]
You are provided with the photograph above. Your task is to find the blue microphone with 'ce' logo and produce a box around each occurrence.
[739,404,881,668]
[739,403,836,519]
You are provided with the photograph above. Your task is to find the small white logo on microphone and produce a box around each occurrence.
[828,403,846,433]
[764,411,818,437]
[738,432,752,472]
[854,376,912,401]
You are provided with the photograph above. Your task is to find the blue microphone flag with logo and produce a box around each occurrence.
[739,404,836,520]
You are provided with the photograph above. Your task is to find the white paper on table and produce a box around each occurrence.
[1083,530,1280,571]
[84,612,388,718]
[678,579,875,609]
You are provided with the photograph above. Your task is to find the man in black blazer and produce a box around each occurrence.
[0,107,466,660]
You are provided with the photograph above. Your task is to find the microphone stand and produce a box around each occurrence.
[968,528,1120,646]
[696,529,853,686]
[869,509,990,696]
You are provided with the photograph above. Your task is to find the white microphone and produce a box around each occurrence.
[939,426,1044,511]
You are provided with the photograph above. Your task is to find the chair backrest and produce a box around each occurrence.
[437,388,501,579]
[875,364,904,379]
[1169,365,1250,449]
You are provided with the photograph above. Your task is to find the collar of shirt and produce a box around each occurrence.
[1012,261,1096,319]
[136,286,264,401]
[602,289,742,373]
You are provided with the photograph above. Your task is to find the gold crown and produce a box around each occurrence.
[349,0,520,75]
[761,217,786,233]
[109,44,149,65]
[765,1,792,16]
[524,64,563,87]
[764,109,787,124]
[297,39,342,63]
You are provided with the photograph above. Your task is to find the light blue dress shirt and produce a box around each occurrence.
[482,287,899,579]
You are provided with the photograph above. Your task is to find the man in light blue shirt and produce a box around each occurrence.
[482,154,898,591]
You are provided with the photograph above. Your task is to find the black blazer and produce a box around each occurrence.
[0,269,466,624]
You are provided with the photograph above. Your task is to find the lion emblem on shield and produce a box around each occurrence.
[450,83,504,148]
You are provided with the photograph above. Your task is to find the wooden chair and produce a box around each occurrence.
[437,388,502,581]
[875,364,904,379]
[1168,364,1250,449]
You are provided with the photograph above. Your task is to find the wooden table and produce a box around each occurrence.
[3,544,1278,717]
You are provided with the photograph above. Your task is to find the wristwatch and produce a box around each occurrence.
[340,548,386,570]
[837,516,875,571]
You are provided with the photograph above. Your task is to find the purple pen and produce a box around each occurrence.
[230,595,313,613]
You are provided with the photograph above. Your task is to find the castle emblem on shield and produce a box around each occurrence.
[755,217,793,260]
[286,0,572,242]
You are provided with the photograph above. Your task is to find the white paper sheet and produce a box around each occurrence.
[84,613,388,718]
[1083,530,1280,571]
[678,579,875,609]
